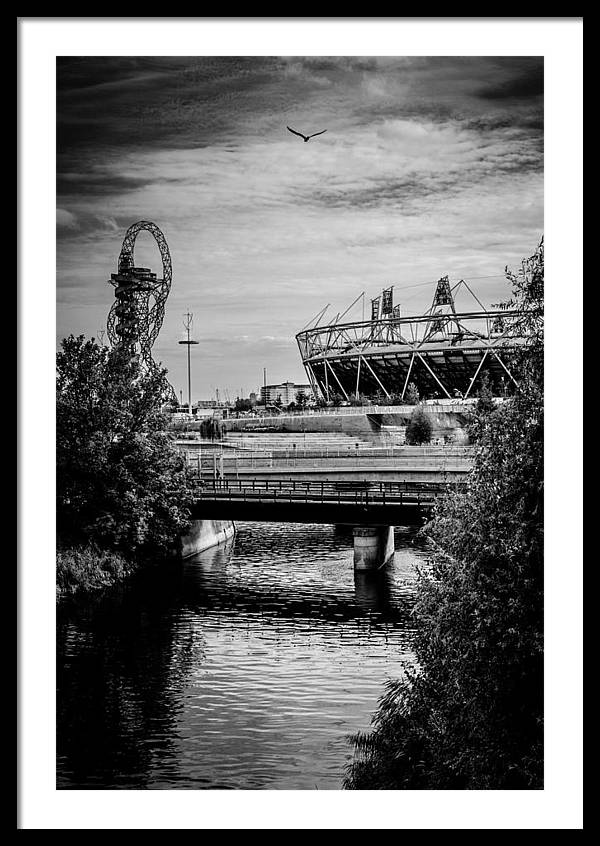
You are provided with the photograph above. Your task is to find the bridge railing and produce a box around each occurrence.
[193,477,464,506]
[195,485,415,508]
[183,455,473,477]
[180,445,474,471]
[213,443,474,457]
[178,439,473,454]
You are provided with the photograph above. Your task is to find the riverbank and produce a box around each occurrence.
[181,519,236,558]
[57,518,236,598]
[56,544,134,598]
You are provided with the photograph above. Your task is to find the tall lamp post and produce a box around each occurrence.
[178,311,198,417]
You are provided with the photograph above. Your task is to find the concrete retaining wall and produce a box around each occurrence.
[180,518,235,559]
[224,413,377,436]
[221,408,473,441]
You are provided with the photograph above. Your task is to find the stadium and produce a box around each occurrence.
[295,276,528,402]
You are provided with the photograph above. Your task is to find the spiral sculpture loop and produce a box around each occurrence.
[107,220,176,400]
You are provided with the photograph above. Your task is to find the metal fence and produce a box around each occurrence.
[194,477,459,507]
[181,443,473,463]
[182,449,474,475]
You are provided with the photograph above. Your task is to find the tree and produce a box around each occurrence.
[467,371,497,443]
[405,406,433,445]
[404,382,420,405]
[199,416,223,440]
[295,390,309,409]
[235,397,253,412]
[345,240,544,790]
[475,371,496,415]
[56,335,195,561]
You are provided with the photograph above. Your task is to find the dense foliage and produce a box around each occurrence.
[345,241,544,789]
[405,406,433,445]
[465,372,498,443]
[475,371,497,416]
[56,544,132,597]
[234,397,253,412]
[57,336,195,563]
[404,383,420,406]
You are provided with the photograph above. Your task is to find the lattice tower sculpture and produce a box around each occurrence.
[107,220,176,400]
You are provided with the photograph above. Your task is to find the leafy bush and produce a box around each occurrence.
[56,544,132,596]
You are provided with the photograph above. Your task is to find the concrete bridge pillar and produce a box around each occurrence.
[352,526,395,571]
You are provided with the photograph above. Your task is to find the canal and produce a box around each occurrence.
[57,521,428,790]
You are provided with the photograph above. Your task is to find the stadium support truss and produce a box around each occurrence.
[106,220,176,400]
[296,277,527,402]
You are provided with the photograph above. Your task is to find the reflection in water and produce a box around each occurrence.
[353,570,394,613]
[57,522,427,790]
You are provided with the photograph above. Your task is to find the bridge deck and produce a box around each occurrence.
[191,479,462,526]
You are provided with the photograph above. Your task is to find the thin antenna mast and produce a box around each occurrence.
[178,311,199,417]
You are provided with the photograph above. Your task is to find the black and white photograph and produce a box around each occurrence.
[18,18,582,830]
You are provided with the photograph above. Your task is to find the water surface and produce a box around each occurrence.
[57,521,427,789]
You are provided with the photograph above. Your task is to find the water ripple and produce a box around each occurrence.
[57,521,427,790]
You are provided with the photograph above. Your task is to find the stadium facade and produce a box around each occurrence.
[295,277,527,402]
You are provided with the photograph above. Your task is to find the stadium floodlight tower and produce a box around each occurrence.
[106,220,176,401]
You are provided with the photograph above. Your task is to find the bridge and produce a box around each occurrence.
[190,474,468,571]
[192,478,447,525]
[181,439,473,570]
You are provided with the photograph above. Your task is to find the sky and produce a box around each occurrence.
[56,56,543,401]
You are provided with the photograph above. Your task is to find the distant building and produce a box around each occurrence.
[259,381,313,407]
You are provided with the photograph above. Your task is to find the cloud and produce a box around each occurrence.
[58,170,168,198]
[476,62,543,100]
[56,208,79,230]
[56,209,122,239]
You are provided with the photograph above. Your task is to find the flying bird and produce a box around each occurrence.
[287,126,328,142]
